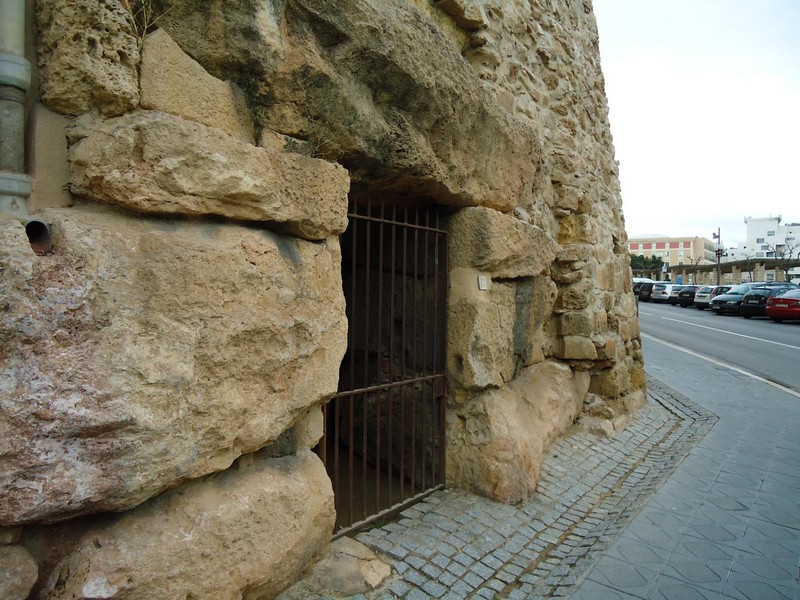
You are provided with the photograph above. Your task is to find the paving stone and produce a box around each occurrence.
[403,569,427,587]
[387,578,411,597]
[330,377,744,599]
[462,571,486,588]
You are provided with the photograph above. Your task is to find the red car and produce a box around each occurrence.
[765,289,800,322]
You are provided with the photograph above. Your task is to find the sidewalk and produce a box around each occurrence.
[292,337,800,599]
[572,339,800,600]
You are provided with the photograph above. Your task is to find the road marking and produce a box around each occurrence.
[660,316,800,351]
[642,333,800,400]
[638,311,653,316]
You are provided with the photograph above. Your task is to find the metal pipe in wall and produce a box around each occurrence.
[0,0,34,219]
[0,0,49,252]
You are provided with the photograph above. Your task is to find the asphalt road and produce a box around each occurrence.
[637,299,800,394]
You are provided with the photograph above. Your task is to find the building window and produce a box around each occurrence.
[761,245,770,250]
[669,242,679,249]
[630,243,639,250]
[656,242,665,249]
[767,273,775,281]
[767,230,776,236]
[756,252,765,257]
[683,241,691,248]
[756,237,764,243]
[643,243,652,250]
[767,252,774,257]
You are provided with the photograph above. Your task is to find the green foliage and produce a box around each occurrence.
[629,254,663,271]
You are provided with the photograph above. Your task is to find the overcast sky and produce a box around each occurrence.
[592,0,800,247]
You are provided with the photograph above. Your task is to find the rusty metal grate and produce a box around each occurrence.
[319,199,448,536]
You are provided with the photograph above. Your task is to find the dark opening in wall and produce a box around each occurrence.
[317,197,449,535]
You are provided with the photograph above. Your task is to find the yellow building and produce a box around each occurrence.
[626,236,717,268]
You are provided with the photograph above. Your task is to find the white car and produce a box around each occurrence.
[651,283,676,303]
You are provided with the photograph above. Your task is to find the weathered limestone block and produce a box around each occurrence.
[555,278,595,311]
[589,361,634,398]
[0,545,38,600]
[37,451,334,600]
[556,308,608,337]
[558,214,600,245]
[159,0,541,210]
[277,537,392,599]
[0,210,346,524]
[36,0,139,116]
[555,335,598,360]
[448,270,558,392]
[0,527,22,545]
[519,276,559,368]
[69,111,349,241]
[140,29,255,143]
[449,207,557,278]
[448,278,516,391]
[434,0,489,31]
[447,361,590,503]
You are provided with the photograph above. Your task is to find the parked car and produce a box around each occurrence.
[739,285,796,318]
[633,277,654,296]
[694,285,731,310]
[709,283,766,315]
[668,285,684,305]
[677,285,701,307]
[651,283,677,303]
[765,288,800,322]
[637,281,655,302]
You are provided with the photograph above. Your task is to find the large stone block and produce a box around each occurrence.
[449,207,557,278]
[448,272,558,392]
[589,362,633,398]
[36,0,139,116]
[0,546,37,600]
[447,361,590,503]
[157,0,541,210]
[555,335,598,360]
[36,451,334,600]
[69,111,349,241]
[448,280,516,391]
[140,29,255,143]
[0,210,346,524]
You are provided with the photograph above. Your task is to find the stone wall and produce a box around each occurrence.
[0,0,644,597]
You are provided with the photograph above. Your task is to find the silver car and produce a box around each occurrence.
[651,283,676,303]
[694,285,731,310]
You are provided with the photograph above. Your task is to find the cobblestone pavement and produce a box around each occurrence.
[339,376,717,599]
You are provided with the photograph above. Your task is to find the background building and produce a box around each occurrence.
[726,216,800,282]
[627,235,717,270]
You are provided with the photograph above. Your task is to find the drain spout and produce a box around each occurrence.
[0,0,35,223]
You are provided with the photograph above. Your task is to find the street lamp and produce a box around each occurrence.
[712,228,722,285]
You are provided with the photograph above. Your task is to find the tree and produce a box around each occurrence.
[629,253,663,273]
[764,241,800,282]
[739,254,757,283]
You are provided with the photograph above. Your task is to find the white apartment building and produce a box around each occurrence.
[726,216,800,282]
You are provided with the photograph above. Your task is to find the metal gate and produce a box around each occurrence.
[319,199,448,535]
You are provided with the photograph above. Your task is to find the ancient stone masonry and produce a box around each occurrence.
[0,0,643,597]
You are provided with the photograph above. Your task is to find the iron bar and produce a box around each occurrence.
[320,200,447,533]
